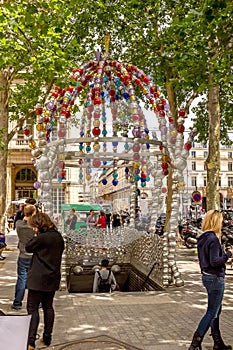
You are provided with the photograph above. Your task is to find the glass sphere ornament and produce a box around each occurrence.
[92,127,101,136]
[134,174,140,181]
[184,142,192,151]
[112,173,118,179]
[177,124,185,133]
[36,124,44,131]
[29,141,37,149]
[141,182,146,187]
[92,159,101,167]
[102,179,107,185]
[86,145,91,152]
[58,128,66,138]
[33,181,41,189]
[112,179,118,186]
[93,143,100,151]
[79,173,83,179]
[133,153,140,161]
[93,119,100,127]
[133,143,140,152]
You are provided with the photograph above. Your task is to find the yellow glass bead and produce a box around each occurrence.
[145,134,150,139]
[93,120,100,127]
[36,124,44,131]
[63,97,68,103]
[86,142,91,146]
[133,162,139,169]
[93,143,100,151]
[58,154,65,160]
[130,95,136,101]
[141,166,147,172]
[86,174,91,181]
[28,141,37,149]
[143,88,148,94]
[129,108,138,114]
[162,155,170,162]
[170,130,177,137]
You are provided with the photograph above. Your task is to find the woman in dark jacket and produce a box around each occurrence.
[26,212,64,350]
[188,210,233,350]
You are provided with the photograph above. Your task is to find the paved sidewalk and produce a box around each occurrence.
[1,230,233,350]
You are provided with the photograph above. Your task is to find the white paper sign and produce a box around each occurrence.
[0,315,31,350]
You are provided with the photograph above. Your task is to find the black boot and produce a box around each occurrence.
[188,332,203,350]
[212,331,232,350]
[42,333,51,346]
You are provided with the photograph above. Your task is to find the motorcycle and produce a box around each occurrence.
[179,219,202,249]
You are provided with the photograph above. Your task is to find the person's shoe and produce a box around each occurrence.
[11,304,22,310]
[28,345,35,350]
[188,331,203,350]
[212,330,232,349]
[41,333,51,346]
[0,256,6,260]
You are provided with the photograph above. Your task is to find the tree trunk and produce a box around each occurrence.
[0,71,9,232]
[206,80,220,211]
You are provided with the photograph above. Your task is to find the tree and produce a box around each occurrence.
[0,0,89,230]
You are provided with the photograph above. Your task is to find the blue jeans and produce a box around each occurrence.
[196,274,225,337]
[13,257,31,308]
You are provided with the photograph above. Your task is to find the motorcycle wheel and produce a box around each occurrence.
[185,236,196,249]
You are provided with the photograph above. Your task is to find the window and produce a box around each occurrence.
[228,177,233,187]
[228,152,232,159]
[191,176,197,187]
[204,151,208,158]
[204,162,207,171]
[228,162,233,171]
[191,151,196,158]
[219,177,221,187]
[52,187,65,214]
[191,162,196,171]
[204,177,207,187]
[15,169,37,182]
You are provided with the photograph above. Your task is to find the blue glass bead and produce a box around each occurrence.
[112,179,118,186]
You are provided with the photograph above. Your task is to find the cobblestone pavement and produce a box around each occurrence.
[1,230,233,350]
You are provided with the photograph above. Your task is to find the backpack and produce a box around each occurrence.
[97,270,111,293]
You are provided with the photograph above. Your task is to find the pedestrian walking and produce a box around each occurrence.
[105,209,111,231]
[93,259,117,293]
[188,209,233,350]
[111,210,121,232]
[12,204,36,310]
[26,212,64,350]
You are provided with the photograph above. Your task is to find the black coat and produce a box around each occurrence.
[25,228,64,291]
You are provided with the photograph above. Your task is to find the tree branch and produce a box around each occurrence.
[184,91,199,115]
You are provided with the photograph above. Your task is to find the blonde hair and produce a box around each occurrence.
[24,205,36,217]
[202,209,223,237]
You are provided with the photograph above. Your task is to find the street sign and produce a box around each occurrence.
[192,191,202,202]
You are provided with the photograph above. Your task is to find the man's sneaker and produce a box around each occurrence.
[11,304,22,310]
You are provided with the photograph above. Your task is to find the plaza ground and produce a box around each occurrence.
[1,230,233,350]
